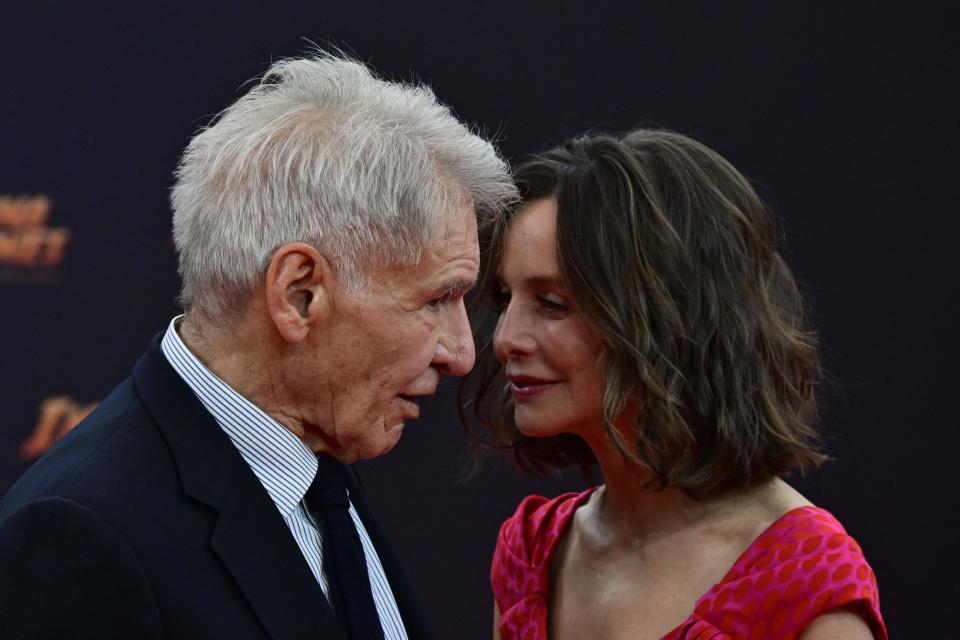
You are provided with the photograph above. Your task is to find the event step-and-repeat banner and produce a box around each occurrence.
[2,3,956,636]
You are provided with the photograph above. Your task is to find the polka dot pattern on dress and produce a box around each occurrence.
[491,492,887,640]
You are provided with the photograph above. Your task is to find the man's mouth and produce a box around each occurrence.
[395,395,421,419]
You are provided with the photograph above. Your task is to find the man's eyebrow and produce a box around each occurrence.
[433,279,476,299]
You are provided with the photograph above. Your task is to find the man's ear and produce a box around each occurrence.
[264,242,332,344]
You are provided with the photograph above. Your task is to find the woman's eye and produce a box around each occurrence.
[492,288,511,311]
[538,296,569,313]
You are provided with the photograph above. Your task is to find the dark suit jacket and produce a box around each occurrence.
[0,335,433,640]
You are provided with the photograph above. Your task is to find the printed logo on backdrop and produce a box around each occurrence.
[19,396,98,460]
[0,194,71,285]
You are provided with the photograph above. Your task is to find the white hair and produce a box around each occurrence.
[171,52,516,321]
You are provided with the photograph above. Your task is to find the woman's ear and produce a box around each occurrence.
[264,242,332,344]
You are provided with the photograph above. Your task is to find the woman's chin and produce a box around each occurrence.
[515,419,557,439]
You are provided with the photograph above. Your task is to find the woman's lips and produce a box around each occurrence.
[509,377,558,400]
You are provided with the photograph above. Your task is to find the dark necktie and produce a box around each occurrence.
[305,454,386,640]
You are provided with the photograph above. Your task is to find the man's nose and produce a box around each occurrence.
[433,300,476,377]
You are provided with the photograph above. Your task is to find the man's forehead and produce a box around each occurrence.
[421,250,480,289]
[417,251,479,301]
[422,206,480,265]
[436,202,479,246]
[377,201,479,295]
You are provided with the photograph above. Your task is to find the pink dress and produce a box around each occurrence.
[491,490,887,640]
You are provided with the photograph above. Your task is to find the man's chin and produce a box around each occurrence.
[349,423,405,461]
[378,422,405,454]
[385,421,405,435]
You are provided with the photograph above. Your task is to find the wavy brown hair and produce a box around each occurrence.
[460,128,826,499]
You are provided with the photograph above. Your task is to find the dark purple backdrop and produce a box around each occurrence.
[1,2,956,636]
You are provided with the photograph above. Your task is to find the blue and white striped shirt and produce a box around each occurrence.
[161,316,408,640]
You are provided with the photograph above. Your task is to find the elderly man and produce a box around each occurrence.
[0,54,515,639]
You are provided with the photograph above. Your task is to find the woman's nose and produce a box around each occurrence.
[492,302,536,362]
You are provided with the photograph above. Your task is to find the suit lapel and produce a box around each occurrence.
[209,484,344,640]
[345,470,435,640]
[132,334,344,640]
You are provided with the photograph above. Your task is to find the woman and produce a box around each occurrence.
[462,129,886,639]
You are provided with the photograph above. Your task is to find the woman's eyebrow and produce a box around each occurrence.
[493,274,565,289]
[523,275,564,288]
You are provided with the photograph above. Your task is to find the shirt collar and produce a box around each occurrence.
[160,315,317,517]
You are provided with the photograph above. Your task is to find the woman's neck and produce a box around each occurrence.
[585,444,708,546]
[581,436,808,550]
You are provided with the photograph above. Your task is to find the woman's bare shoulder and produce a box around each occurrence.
[799,607,877,640]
